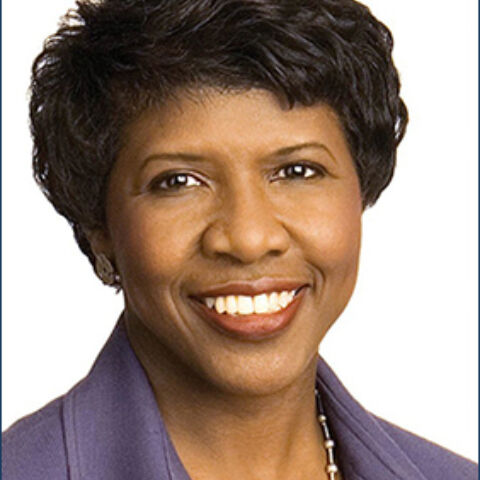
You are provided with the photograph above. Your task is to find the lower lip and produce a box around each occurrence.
[190,289,306,341]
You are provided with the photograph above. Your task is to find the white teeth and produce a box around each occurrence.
[253,294,269,314]
[279,291,292,308]
[238,295,254,314]
[203,289,298,315]
[225,295,237,315]
[205,297,215,309]
[215,296,226,314]
[268,292,281,312]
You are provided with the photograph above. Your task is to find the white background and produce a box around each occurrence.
[2,0,478,462]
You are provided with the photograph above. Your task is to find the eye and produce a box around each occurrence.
[275,162,325,181]
[150,172,202,192]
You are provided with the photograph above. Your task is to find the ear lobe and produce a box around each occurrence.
[86,229,120,287]
[86,229,121,293]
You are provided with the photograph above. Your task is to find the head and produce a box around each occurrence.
[30,0,407,394]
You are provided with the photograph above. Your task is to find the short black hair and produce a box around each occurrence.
[30,0,408,279]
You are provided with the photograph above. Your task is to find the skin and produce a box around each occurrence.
[90,88,361,480]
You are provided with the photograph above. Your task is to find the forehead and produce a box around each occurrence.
[119,88,352,163]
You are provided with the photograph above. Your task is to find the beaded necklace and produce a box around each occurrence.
[315,389,340,479]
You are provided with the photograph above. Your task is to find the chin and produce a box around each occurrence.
[189,338,320,397]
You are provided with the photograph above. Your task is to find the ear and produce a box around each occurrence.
[85,228,114,260]
[86,228,120,287]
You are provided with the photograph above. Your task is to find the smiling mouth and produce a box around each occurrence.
[200,289,299,315]
[189,283,307,340]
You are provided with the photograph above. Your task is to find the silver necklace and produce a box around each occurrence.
[315,389,340,479]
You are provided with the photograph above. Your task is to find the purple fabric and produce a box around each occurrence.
[3,319,477,479]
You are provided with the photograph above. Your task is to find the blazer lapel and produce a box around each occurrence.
[316,357,429,480]
[62,318,191,480]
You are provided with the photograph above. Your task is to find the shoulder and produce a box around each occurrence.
[376,417,478,480]
[2,396,68,480]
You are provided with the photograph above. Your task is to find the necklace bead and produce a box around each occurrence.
[327,464,339,473]
[316,389,340,479]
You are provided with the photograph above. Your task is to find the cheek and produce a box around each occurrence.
[109,201,203,286]
[296,192,362,332]
[290,188,362,282]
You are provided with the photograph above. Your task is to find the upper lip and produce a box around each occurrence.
[191,277,309,298]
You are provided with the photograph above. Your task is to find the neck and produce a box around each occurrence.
[126,314,329,480]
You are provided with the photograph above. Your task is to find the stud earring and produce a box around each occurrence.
[95,253,118,286]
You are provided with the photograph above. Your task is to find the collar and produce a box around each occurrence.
[62,319,427,480]
[316,360,427,480]
[63,319,188,480]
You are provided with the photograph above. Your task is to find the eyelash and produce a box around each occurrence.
[149,162,325,193]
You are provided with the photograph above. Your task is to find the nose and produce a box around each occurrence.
[201,182,290,264]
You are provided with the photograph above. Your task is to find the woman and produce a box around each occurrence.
[3,0,477,479]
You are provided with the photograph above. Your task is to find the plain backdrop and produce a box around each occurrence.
[2,0,478,462]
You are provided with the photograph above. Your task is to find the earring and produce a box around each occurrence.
[95,253,117,286]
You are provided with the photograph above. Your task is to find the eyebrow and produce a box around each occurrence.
[273,142,335,159]
[141,152,205,169]
[141,142,335,169]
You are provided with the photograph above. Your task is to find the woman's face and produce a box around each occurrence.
[100,89,362,395]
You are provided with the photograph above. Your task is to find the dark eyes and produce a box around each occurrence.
[149,162,325,193]
[150,173,202,191]
[275,163,320,180]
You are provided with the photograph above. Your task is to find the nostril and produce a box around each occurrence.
[201,218,290,263]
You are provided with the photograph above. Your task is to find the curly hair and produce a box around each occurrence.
[30,0,408,281]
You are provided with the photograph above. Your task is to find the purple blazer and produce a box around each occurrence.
[3,320,477,479]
